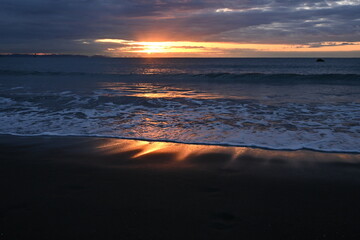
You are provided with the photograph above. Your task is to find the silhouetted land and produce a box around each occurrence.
[0,54,108,58]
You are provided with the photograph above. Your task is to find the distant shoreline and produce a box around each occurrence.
[1,54,359,59]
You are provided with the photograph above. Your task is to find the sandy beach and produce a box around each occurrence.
[1,135,360,239]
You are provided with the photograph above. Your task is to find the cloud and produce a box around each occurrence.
[0,0,359,55]
[93,38,360,57]
[302,42,359,48]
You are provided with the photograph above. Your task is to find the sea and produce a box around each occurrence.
[0,56,359,153]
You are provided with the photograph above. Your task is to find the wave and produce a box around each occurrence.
[190,73,360,84]
[0,70,88,76]
[1,69,359,84]
[2,132,360,154]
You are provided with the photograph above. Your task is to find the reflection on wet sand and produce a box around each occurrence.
[96,138,360,169]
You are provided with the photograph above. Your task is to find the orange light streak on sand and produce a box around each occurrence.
[96,140,149,155]
[95,39,360,56]
[96,138,360,168]
[132,142,171,158]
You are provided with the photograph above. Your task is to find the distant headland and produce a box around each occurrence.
[0,53,109,58]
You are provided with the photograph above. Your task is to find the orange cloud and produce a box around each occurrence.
[95,39,360,57]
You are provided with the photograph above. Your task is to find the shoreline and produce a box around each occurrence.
[1,135,360,239]
[1,133,359,154]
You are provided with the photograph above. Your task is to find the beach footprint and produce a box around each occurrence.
[210,212,238,230]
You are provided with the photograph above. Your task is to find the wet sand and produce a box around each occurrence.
[1,135,360,239]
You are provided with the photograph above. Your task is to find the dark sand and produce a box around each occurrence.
[1,135,360,240]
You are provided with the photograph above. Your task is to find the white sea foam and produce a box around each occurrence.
[0,89,359,152]
[1,57,359,152]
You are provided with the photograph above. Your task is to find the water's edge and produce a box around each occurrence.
[2,133,359,154]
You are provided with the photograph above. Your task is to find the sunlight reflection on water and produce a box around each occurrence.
[99,82,250,99]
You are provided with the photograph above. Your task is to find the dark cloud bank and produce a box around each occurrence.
[1,0,359,55]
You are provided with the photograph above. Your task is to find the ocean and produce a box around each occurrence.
[0,56,359,152]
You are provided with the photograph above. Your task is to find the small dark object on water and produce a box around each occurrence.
[316,58,325,62]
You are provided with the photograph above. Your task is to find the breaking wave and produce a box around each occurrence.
[1,57,359,153]
[1,69,359,85]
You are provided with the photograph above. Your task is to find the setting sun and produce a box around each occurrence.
[137,42,168,54]
[95,38,360,57]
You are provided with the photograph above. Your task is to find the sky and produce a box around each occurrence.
[1,0,360,57]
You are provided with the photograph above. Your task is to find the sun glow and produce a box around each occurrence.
[95,38,360,57]
[96,39,211,54]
